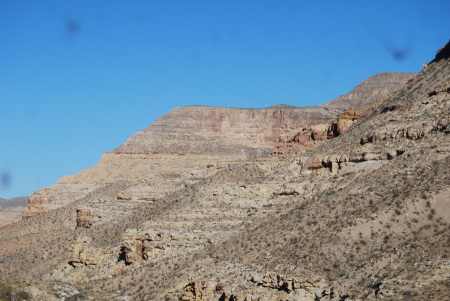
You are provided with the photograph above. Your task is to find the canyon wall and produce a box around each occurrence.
[0,42,448,300]
[21,72,415,220]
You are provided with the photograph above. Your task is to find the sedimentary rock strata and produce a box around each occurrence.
[75,207,99,229]
[2,41,448,300]
[19,72,413,221]
[67,236,114,268]
[23,184,100,218]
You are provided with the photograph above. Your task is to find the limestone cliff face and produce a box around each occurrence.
[23,184,100,218]
[0,42,448,301]
[115,105,340,155]
[21,72,412,220]
[23,106,341,218]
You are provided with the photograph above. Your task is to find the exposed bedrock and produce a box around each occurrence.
[20,73,413,222]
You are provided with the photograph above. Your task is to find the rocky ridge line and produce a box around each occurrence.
[18,72,414,222]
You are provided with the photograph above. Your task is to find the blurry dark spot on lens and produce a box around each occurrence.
[377,35,413,62]
[1,172,10,189]
[385,45,411,61]
[65,14,79,38]
[369,27,414,62]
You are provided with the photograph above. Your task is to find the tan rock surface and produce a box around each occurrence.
[21,72,411,220]
[0,42,448,300]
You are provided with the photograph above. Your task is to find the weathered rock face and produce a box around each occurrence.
[115,105,341,155]
[21,107,340,219]
[180,280,223,301]
[75,207,99,229]
[360,79,450,145]
[118,229,193,266]
[327,110,364,138]
[18,71,413,222]
[274,110,365,157]
[1,42,449,301]
[23,184,99,218]
[119,230,153,265]
[286,110,364,143]
[179,274,347,301]
[67,236,114,268]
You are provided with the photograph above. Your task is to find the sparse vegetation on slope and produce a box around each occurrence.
[0,41,449,300]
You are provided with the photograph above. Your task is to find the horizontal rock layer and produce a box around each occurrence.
[21,73,413,220]
[0,41,449,301]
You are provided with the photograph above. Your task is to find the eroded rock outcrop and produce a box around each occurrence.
[298,148,406,175]
[23,184,99,218]
[22,107,341,220]
[0,42,448,301]
[119,230,152,265]
[180,280,223,301]
[179,274,348,301]
[361,116,450,145]
[119,229,190,265]
[76,207,100,229]
[327,110,364,138]
[280,110,365,145]
[67,236,114,268]
[275,110,365,158]
[19,72,412,222]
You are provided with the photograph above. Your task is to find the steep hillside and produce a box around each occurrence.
[322,72,416,110]
[21,73,411,220]
[0,41,448,301]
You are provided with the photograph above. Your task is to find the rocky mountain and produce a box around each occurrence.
[21,73,414,220]
[0,41,448,301]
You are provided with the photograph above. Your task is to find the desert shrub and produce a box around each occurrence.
[0,282,31,301]
[13,291,31,300]
[66,293,87,301]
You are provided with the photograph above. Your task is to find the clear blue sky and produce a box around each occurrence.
[0,0,449,199]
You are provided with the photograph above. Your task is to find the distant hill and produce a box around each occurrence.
[322,72,416,110]
[0,197,28,227]
[0,197,28,212]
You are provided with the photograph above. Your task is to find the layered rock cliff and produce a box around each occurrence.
[23,106,339,218]
[21,73,413,220]
[0,41,448,300]
[115,105,340,154]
